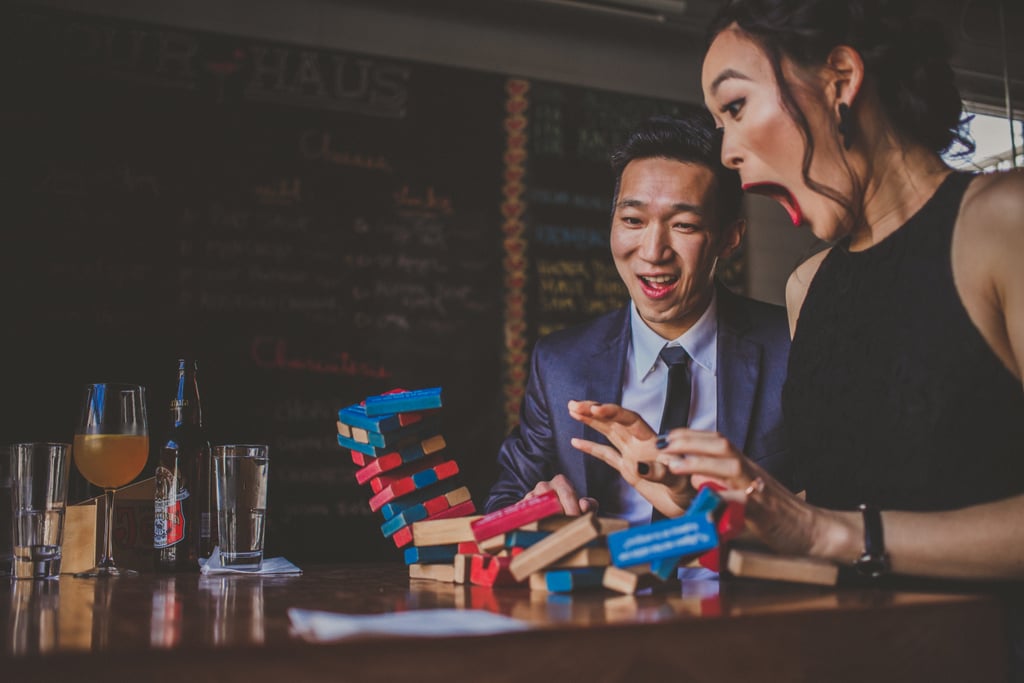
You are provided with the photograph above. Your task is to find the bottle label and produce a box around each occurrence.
[154,488,190,549]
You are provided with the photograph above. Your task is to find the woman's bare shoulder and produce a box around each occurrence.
[959,169,1024,242]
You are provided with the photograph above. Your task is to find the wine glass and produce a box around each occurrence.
[72,383,149,577]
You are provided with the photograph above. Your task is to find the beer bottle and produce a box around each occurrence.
[154,359,213,571]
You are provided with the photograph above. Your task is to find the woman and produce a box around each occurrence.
[571,0,1024,580]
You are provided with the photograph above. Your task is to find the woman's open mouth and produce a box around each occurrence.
[743,181,804,226]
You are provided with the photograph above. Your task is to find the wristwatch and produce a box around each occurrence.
[855,504,890,578]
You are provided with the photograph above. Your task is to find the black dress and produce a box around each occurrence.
[783,171,1024,511]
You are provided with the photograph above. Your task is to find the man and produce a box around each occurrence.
[486,111,791,524]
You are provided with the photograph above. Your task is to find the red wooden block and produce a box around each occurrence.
[457,541,481,554]
[367,452,450,494]
[368,477,417,512]
[470,490,562,543]
[350,450,371,467]
[367,461,461,512]
[354,436,448,485]
[423,493,452,517]
[469,554,517,587]
[397,408,440,427]
[392,525,413,548]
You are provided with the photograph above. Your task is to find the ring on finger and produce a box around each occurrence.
[743,477,765,497]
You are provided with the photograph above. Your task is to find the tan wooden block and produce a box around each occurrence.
[453,554,472,584]
[351,427,370,444]
[445,486,472,507]
[409,563,456,583]
[336,421,351,438]
[421,435,446,455]
[411,515,483,546]
[509,513,601,582]
[726,548,839,586]
[550,546,611,569]
[479,534,507,554]
[602,565,662,595]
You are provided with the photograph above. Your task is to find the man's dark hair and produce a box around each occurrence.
[610,109,744,231]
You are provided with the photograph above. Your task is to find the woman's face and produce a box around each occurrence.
[702,27,851,241]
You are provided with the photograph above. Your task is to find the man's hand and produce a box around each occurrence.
[522,473,598,516]
[568,399,695,517]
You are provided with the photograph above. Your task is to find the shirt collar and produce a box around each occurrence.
[630,289,719,380]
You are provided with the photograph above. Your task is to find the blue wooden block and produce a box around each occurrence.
[688,486,723,518]
[403,544,459,565]
[545,567,606,593]
[608,516,719,567]
[365,416,442,449]
[650,556,683,580]
[365,387,443,416]
[338,432,426,458]
[410,468,439,489]
[338,403,402,433]
[504,530,551,548]
[337,433,377,456]
[379,479,461,520]
[380,503,431,538]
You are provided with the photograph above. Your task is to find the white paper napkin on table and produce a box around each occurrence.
[288,608,530,641]
[199,546,302,575]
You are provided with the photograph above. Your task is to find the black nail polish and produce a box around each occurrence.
[656,435,669,450]
[637,462,650,476]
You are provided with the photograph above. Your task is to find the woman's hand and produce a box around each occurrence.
[567,400,696,518]
[655,428,834,557]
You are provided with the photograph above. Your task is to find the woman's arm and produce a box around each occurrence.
[655,429,1024,580]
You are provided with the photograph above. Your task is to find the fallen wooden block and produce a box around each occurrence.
[395,502,478,548]
[602,566,664,595]
[471,490,563,542]
[509,513,601,582]
[453,553,473,584]
[549,546,610,569]
[409,562,455,583]
[469,554,517,587]
[725,548,839,586]
[404,544,459,565]
[608,515,718,568]
[530,567,606,593]
[411,514,484,546]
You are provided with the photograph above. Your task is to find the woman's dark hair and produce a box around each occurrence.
[610,110,744,233]
[707,0,974,230]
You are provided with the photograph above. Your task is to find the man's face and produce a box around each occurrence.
[611,157,741,340]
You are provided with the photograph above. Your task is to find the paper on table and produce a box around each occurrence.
[288,608,530,641]
[199,546,302,575]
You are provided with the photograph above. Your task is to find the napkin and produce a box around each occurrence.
[199,546,302,575]
[288,608,530,641]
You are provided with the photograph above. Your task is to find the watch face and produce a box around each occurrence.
[856,552,890,578]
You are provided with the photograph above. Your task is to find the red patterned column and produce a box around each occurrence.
[502,79,529,433]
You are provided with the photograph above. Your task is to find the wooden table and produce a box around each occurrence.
[0,564,1009,682]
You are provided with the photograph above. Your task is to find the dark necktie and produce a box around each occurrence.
[658,345,692,434]
[652,345,691,523]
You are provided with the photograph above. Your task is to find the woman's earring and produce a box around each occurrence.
[838,103,854,150]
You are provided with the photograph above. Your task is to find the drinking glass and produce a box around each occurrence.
[73,383,149,577]
[213,445,269,570]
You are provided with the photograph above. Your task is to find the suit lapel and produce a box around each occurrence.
[716,286,762,452]
[581,309,630,500]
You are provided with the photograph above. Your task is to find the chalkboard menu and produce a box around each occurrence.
[3,7,506,561]
[1,7,743,563]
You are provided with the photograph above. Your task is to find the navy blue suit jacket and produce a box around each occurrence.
[486,284,792,513]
